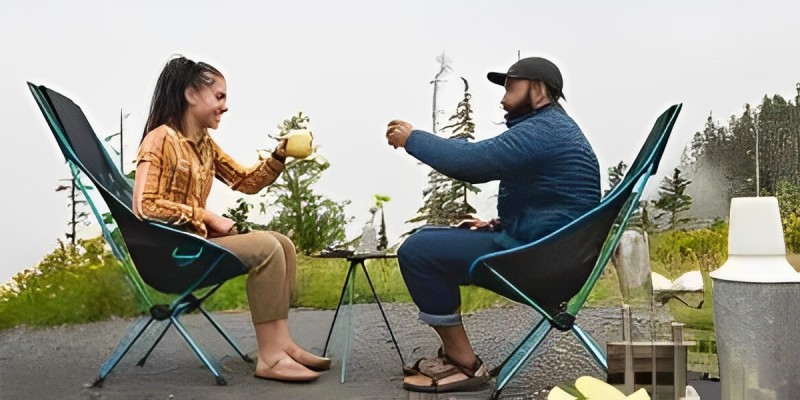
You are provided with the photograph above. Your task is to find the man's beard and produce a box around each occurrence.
[503,92,534,121]
[504,103,534,121]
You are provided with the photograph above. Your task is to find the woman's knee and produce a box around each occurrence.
[247,231,285,265]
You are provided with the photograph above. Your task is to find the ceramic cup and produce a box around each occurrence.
[283,129,313,159]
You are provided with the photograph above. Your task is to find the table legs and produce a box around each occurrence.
[322,259,405,382]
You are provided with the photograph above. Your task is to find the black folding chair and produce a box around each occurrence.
[29,83,254,386]
[468,104,682,399]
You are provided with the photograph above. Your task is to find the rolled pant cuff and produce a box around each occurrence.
[419,311,462,326]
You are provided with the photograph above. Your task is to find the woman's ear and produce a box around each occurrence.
[184,86,198,106]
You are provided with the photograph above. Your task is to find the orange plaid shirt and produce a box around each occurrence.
[134,125,284,237]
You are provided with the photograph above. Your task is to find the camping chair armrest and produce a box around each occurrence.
[172,246,204,267]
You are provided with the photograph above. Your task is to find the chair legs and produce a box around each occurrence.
[171,316,227,386]
[136,319,172,366]
[572,324,608,371]
[491,317,553,399]
[93,303,251,387]
[487,320,608,399]
[93,316,153,388]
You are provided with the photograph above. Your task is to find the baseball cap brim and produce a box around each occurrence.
[487,72,507,86]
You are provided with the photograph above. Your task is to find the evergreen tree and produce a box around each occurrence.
[685,83,800,218]
[605,160,627,196]
[258,112,352,255]
[373,194,391,250]
[652,168,693,230]
[55,177,90,246]
[409,78,481,227]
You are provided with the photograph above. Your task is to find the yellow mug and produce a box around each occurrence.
[283,129,314,159]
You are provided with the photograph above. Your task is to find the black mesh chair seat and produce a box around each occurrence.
[468,104,682,398]
[29,83,253,386]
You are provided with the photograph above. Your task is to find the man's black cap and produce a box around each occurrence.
[487,57,565,100]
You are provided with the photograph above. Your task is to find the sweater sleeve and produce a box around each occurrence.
[211,140,285,195]
[404,122,551,183]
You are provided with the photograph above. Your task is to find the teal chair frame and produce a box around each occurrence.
[469,104,682,399]
[29,83,254,386]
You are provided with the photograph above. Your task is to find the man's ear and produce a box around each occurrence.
[529,81,550,107]
[184,86,198,106]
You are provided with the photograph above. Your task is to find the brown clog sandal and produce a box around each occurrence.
[403,349,490,393]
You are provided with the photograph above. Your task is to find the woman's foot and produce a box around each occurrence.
[287,346,332,371]
[254,357,319,382]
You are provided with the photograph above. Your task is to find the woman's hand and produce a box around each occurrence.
[386,120,413,148]
[205,210,237,238]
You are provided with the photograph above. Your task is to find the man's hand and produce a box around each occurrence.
[386,120,413,148]
[454,218,502,232]
[205,211,237,238]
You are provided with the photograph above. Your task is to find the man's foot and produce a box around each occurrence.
[287,346,332,371]
[403,352,489,393]
[254,357,319,382]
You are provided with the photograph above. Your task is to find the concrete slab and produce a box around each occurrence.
[0,303,673,399]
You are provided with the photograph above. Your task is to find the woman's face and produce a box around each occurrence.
[186,75,228,130]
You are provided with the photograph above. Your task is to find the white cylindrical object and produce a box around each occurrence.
[712,197,800,398]
[710,197,800,283]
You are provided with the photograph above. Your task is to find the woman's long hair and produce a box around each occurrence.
[142,56,223,142]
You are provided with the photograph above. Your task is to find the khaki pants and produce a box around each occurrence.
[210,231,296,324]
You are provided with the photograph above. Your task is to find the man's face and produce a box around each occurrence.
[500,78,533,120]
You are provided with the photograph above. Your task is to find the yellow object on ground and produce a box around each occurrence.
[547,386,578,400]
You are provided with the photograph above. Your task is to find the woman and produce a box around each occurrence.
[132,55,329,382]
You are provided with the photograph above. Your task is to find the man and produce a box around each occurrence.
[385,56,601,393]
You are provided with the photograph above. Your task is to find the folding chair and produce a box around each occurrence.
[28,83,254,386]
[468,104,682,399]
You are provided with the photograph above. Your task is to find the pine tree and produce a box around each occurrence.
[409,78,481,228]
[258,112,353,255]
[605,160,627,196]
[55,177,90,246]
[652,168,693,230]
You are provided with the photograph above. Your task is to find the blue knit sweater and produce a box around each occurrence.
[405,104,601,248]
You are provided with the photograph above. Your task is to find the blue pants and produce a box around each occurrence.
[397,227,503,326]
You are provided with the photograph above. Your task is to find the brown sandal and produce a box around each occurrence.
[402,348,490,393]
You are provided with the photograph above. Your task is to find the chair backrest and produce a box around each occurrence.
[468,104,682,327]
[29,83,247,295]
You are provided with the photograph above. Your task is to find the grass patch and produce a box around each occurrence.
[3,225,727,331]
[0,250,142,329]
[1,252,511,329]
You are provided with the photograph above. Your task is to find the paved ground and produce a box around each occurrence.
[1,302,704,400]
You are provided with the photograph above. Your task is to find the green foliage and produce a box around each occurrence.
[224,198,266,234]
[1,243,510,329]
[685,85,800,217]
[259,112,353,255]
[605,160,627,196]
[772,181,800,252]
[409,82,481,228]
[652,168,693,230]
[647,225,726,331]
[0,238,140,329]
[650,222,727,276]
